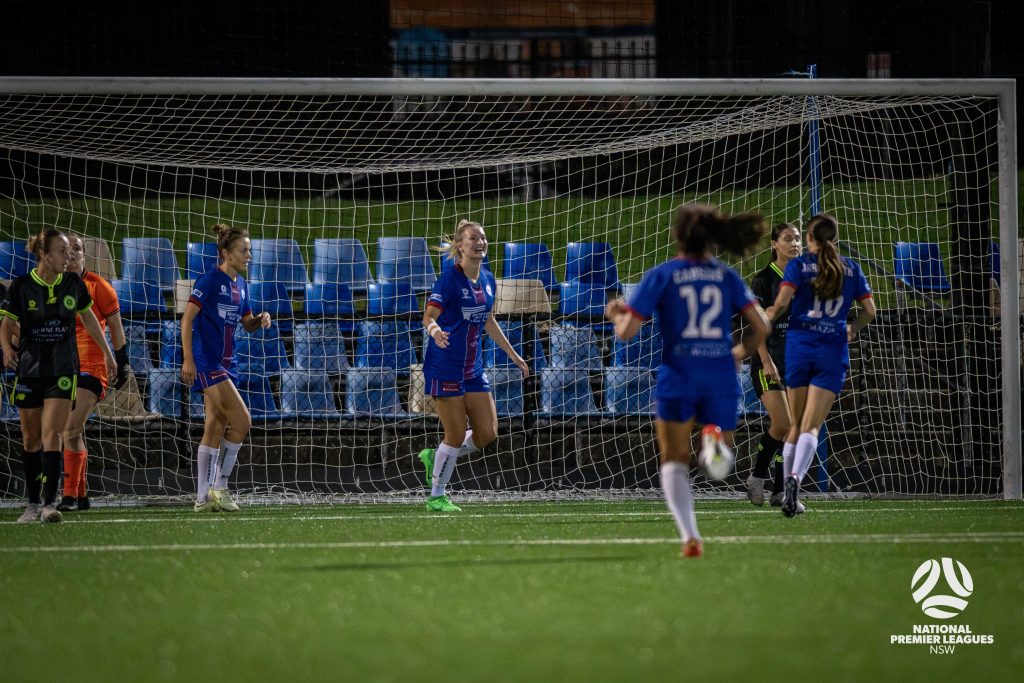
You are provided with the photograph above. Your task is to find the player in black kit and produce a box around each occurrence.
[0,229,115,523]
[746,223,802,507]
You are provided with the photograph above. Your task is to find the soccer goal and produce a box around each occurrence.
[0,77,1018,503]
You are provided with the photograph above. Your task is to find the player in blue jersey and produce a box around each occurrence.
[766,213,875,518]
[180,224,271,513]
[605,204,770,558]
[418,220,529,512]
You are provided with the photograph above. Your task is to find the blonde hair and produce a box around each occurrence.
[438,219,484,262]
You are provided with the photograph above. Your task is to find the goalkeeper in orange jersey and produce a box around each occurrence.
[58,234,130,511]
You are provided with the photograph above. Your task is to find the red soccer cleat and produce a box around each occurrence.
[681,539,704,558]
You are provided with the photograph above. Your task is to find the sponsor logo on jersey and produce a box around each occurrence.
[191,289,203,299]
[28,299,37,310]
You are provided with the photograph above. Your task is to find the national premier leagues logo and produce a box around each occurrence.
[889,558,994,654]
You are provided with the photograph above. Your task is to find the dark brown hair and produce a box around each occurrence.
[28,228,67,259]
[673,204,766,258]
[212,223,249,257]
[807,213,843,299]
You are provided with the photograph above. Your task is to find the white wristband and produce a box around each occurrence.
[427,322,441,337]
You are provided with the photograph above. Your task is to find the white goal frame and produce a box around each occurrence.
[0,76,1018,500]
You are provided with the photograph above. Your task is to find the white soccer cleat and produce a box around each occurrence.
[211,488,239,512]
[699,424,734,481]
[746,475,766,506]
[17,503,41,524]
[39,505,63,523]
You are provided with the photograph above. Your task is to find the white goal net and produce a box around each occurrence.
[0,78,1018,502]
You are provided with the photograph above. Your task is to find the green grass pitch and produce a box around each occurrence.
[1,499,1021,680]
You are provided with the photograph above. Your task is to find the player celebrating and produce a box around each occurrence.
[180,224,270,513]
[0,228,116,523]
[746,223,801,507]
[766,213,875,518]
[606,204,770,557]
[57,234,130,512]
[418,220,528,512]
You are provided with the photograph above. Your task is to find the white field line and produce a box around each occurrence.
[0,505,1018,525]
[1,531,1023,554]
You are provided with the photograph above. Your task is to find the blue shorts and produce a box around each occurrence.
[425,373,491,398]
[655,394,739,431]
[192,366,237,393]
[785,336,848,394]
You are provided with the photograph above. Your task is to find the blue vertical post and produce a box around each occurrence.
[806,63,829,492]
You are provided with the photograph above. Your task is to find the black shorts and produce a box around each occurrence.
[750,364,786,400]
[76,373,106,402]
[10,375,77,409]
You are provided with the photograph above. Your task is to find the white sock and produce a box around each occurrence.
[792,432,818,482]
[196,445,219,502]
[459,430,479,457]
[431,443,461,497]
[660,461,700,543]
[782,441,796,479]
[216,440,242,489]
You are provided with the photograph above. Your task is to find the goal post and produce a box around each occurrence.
[0,77,1018,502]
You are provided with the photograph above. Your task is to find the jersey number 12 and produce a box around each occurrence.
[678,284,723,339]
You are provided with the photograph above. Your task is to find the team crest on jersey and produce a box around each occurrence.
[57,376,72,391]
[63,295,75,310]
[485,283,492,296]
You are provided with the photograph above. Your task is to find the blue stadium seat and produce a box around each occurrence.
[186,242,218,279]
[0,241,32,280]
[549,324,602,371]
[376,237,436,291]
[893,242,951,293]
[355,321,415,373]
[612,322,661,369]
[248,281,293,333]
[313,238,374,291]
[188,385,206,420]
[488,367,524,417]
[235,323,291,375]
[989,239,1000,285]
[344,367,411,417]
[112,279,168,317]
[280,369,341,418]
[502,242,556,291]
[304,282,355,333]
[558,281,608,320]
[122,238,180,291]
[249,239,309,292]
[620,283,639,303]
[0,371,20,422]
[146,367,182,418]
[438,242,491,276]
[538,368,600,416]
[123,323,154,374]
[483,320,547,371]
[738,365,766,417]
[565,241,620,290]
[366,281,419,316]
[159,320,183,368]
[293,321,350,375]
[237,373,290,421]
[604,367,655,415]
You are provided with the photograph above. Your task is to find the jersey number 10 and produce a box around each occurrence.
[678,284,723,339]
[807,295,844,319]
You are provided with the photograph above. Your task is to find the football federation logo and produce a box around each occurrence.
[63,295,75,310]
[911,558,973,619]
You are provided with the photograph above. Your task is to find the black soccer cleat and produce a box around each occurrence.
[76,497,91,511]
[56,496,78,512]
[781,476,799,518]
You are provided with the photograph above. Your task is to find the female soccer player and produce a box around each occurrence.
[58,234,130,512]
[746,223,801,507]
[180,224,270,512]
[606,204,770,557]
[0,228,116,523]
[766,213,876,518]
[418,220,529,512]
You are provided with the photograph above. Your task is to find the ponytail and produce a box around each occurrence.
[28,227,66,260]
[673,203,766,258]
[808,214,843,299]
[435,219,482,261]
[212,223,249,257]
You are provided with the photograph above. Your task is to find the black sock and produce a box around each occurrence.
[753,432,783,479]
[771,457,785,495]
[22,450,43,504]
[41,451,61,506]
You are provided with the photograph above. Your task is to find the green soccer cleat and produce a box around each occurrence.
[425,495,462,512]
[418,448,435,487]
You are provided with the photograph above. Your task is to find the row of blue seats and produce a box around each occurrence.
[891,240,1001,292]
[140,365,764,421]
[122,321,663,377]
[0,238,621,293]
